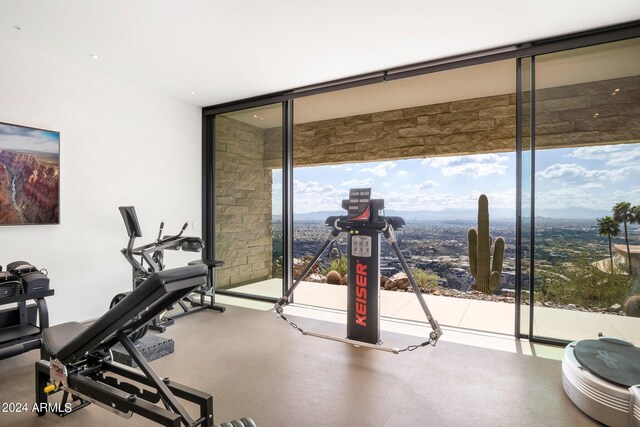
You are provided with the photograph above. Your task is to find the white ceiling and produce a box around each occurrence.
[1,0,639,108]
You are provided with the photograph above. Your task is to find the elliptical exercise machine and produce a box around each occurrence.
[275,188,442,353]
[113,206,225,338]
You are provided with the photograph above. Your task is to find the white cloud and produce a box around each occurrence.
[568,144,640,166]
[485,189,516,209]
[534,187,620,210]
[341,178,372,187]
[293,180,343,213]
[535,163,639,186]
[421,153,510,177]
[402,180,440,191]
[380,188,515,211]
[294,180,337,194]
[359,161,397,177]
[535,185,640,211]
[397,170,409,176]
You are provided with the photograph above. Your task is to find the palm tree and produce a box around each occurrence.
[597,216,620,273]
[612,201,633,274]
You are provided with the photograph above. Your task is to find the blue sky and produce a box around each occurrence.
[535,144,640,211]
[0,123,59,154]
[272,143,640,215]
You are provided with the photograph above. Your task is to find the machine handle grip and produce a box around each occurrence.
[156,222,165,242]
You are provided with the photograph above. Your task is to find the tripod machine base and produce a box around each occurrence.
[275,214,443,353]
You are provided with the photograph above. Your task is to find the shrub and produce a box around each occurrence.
[624,295,640,317]
[322,257,347,276]
[326,270,342,285]
[410,268,440,292]
[539,256,630,308]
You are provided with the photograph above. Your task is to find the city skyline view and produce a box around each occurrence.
[272,142,640,218]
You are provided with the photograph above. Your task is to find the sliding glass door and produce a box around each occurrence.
[530,38,640,344]
[290,60,517,335]
[206,27,640,345]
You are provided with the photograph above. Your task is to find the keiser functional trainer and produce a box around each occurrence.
[275,188,443,354]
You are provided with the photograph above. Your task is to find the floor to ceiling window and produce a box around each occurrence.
[291,60,518,335]
[519,57,534,338]
[205,25,640,344]
[213,104,283,299]
[532,38,640,344]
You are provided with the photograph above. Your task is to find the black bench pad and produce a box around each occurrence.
[42,322,87,359]
[45,265,207,364]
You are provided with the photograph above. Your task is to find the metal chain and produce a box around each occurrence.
[396,331,440,352]
[275,306,439,353]
[275,306,306,334]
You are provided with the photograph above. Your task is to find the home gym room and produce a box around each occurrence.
[1,1,640,426]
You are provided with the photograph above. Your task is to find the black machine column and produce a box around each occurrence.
[342,188,382,344]
[346,227,381,344]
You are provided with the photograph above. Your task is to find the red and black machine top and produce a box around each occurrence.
[324,187,405,231]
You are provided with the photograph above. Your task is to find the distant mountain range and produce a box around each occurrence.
[275,206,611,222]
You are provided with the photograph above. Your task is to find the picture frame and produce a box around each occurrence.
[0,121,60,225]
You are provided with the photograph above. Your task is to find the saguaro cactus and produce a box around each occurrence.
[468,194,505,294]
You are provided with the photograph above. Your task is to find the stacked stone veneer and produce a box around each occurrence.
[215,115,273,288]
[263,76,640,167]
[215,76,640,288]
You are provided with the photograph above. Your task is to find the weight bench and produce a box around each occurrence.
[35,265,255,427]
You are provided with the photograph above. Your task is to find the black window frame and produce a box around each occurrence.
[202,21,640,343]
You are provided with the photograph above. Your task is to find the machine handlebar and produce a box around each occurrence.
[324,215,405,231]
[156,221,165,242]
[119,206,203,276]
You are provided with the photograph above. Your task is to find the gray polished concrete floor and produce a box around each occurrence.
[0,304,597,426]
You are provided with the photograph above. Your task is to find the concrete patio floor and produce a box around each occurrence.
[221,279,640,346]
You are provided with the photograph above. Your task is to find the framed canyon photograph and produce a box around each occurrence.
[0,122,60,225]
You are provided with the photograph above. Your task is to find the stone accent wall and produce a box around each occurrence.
[263,76,640,168]
[215,116,273,288]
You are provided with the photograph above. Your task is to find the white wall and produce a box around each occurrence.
[0,41,202,325]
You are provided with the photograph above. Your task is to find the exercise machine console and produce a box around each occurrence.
[116,206,225,335]
[275,188,442,353]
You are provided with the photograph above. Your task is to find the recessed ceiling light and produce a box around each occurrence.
[252,114,258,118]
[190,90,197,95]
[13,25,21,30]
[614,88,620,92]
[89,54,99,60]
